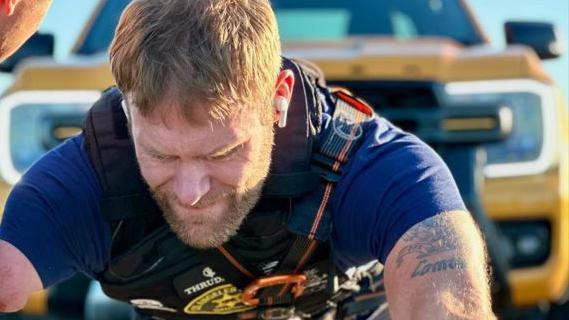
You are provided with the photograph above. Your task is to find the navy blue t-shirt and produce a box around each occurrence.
[0,117,465,288]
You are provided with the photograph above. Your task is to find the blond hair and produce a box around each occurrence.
[110,0,281,121]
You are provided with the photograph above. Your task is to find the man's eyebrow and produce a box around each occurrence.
[139,137,248,158]
[206,139,247,157]
[139,142,168,155]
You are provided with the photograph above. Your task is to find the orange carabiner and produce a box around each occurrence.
[242,274,307,306]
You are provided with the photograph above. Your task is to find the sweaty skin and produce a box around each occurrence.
[0,0,52,62]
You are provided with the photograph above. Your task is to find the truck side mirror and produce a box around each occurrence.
[504,21,562,60]
[0,32,55,73]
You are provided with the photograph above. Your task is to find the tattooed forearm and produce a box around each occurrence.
[395,217,458,268]
[411,258,466,278]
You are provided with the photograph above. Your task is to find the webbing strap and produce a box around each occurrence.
[261,91,374,308]
[84,87,161,222]
[195,245,254,289]
[288,89,374,242]
[319,90,373,168]
[262,172,321,198]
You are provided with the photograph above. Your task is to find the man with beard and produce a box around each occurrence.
[0,0,495,319]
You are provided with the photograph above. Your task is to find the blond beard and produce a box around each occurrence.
[151,125,274,249]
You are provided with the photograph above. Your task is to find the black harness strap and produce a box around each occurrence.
[258,90,374,310]
[84,87,160,220]
[262,172,321,198]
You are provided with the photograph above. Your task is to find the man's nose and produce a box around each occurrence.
[172,161,211,206]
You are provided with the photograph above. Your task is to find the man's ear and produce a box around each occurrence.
[273,69,295,128]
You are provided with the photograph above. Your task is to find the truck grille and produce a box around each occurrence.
[327,81,440,132]
[328,81,440,109]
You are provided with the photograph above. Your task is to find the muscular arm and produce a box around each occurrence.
[0,240,42,312]
[384,211,495,319]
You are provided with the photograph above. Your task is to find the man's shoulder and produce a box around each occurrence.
[330,118,465,265]
[25,133,96,177]
[342,117,441,178]
[0,134,111,285]
[15,133,101,208]
[334,115,457,210]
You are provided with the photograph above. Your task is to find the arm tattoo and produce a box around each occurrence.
[411,258,466,278]
[395,217,466,276]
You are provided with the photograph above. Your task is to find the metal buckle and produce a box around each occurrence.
[242,274,307,306]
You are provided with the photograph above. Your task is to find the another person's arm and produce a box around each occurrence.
[384,211,495,319]
[0,240,42,312]
[0,0,52,61]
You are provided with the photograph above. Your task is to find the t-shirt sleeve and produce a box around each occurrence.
[0,134,111,288]
[331,122,466,268]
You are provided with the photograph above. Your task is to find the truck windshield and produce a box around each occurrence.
[73,0,130,55]
[75,0,484,56]
[272,0,484,45]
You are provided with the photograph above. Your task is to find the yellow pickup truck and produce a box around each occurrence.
[0,0,567,318]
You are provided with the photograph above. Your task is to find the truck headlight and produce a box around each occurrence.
[497,220,550,268]
[0,90,100,185]
[442,79,557,178]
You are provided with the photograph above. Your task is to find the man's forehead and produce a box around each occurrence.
[127,94,250,128]
[129,99,255,154]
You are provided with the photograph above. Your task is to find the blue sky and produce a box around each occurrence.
[1,0,568,101]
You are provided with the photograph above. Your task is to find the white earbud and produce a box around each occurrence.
[121,99,130,121]
[275,96,289,128]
